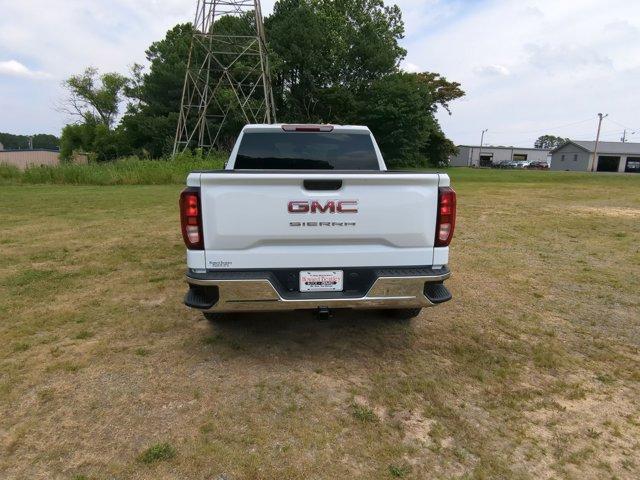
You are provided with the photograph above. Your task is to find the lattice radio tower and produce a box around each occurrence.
[173,0,276,154]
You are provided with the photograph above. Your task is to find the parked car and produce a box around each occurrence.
[493,160,511,169]
[180,124,456,321]
[499,160,519,169]
[527,161,549,170]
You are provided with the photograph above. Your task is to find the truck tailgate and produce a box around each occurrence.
[195,172,445,269]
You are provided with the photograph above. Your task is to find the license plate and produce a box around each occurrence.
[299,270,344,292]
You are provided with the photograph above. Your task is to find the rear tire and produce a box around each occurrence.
[386,308,422,320]
[202,312,228,322]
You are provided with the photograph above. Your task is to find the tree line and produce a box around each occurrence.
[59,0,465,168]
[0,133,59,150]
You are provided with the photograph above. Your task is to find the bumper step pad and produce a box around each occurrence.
[424,283,452,304]
[184,285,219,309]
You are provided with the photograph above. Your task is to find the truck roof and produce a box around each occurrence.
[242,124,372,134]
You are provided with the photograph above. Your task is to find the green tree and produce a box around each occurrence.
[267,0,405,121]
[59,122,96,160]
[352,73,459,168]
[31,134,60,149]
[264,0,462,166]
[121,23,194,157]
[122,18,268,155]
[414,72,465,115]
[59,119,127,161]
[61,67,128,128]
[59,67,129,160]
[534,135,569,150]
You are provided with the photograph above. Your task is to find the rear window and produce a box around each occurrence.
[234,132,379,170]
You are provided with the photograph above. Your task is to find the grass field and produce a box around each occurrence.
[0,170,639,479]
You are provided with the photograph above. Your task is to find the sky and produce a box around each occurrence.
[1,0,639,147]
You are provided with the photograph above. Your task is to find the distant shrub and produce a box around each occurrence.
[138,442,176,464]
[351,403,378,423]
[389,464,411,477]
[0,163,22,183]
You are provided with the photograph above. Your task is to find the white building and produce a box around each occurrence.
[550,140,640,173]
[449,145,550,167]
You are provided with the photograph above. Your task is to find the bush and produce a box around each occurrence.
[0,163,22,184]
[138,442,176,464]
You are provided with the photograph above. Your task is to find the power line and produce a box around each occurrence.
[607,117,639,132]
[565,128,625,138]
[487,117,594,136]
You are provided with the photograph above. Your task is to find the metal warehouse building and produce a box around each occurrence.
[449,145,550,167]
[550,141,640,173]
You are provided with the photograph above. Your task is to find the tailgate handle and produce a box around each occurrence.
[303,179,342,191]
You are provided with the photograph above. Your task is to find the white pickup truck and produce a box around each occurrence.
[180,124,456,320]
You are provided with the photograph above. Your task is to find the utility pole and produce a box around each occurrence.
[477,129,488,167]
[621,129,635,143]
[591,113,607,172]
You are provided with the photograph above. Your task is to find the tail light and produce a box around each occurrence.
[180,187,203,250]
[435,186,456,247]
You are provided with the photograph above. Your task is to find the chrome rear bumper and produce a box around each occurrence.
[185,268,451,312]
